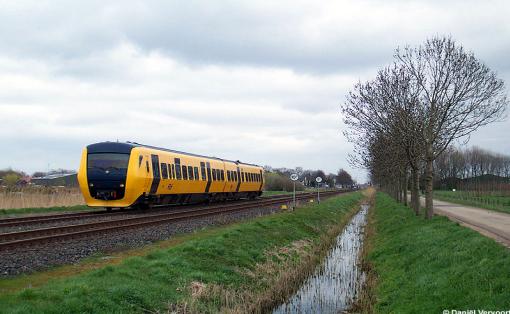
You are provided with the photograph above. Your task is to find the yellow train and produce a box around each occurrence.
[77,142,264,208]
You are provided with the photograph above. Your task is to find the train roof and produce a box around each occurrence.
[86,141,262,168]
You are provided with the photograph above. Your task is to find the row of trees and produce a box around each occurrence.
[342,36,508,218]
[435,146,510,181]
[0,168,77,188]
[263,166,355,191]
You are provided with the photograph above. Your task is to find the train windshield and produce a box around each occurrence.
[87,153,129,174]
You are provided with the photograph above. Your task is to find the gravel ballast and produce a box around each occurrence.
[0,204,285,277]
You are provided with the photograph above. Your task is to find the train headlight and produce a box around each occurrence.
[120,183,125,188]
[89,183,94,187]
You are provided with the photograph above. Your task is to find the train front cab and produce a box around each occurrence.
[78,142,146,208]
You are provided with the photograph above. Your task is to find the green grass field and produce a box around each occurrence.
[0,205,90,218]
[0,192,362,313]
[366,193,510,313]
[434,190,510,214]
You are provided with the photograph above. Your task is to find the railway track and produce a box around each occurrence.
[0,190,344,250]
[0,191,322,228]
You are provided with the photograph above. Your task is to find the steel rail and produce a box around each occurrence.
[0,192,324,228]
[0,190,343,250]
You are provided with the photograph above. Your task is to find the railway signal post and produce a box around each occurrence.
[290,173,299,209]
[316,177,322,204]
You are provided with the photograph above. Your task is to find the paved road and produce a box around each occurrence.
[423,198,510,248]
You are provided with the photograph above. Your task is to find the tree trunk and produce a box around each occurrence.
[403,172,408,206]
[425,154,434,219]
[397,177,402,203]
[411,168,420,215]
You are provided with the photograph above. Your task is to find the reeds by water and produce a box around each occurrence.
[0,187,84,210]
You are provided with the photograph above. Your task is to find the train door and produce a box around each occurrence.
[205,162,212,193]
[221,166,227,193]
[142,154,151,193]
[235,167,241,192]
[149,154,160,194]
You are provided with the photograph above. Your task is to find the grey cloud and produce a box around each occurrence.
[1,0,510,182]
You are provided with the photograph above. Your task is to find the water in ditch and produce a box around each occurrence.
[272,204,369,314]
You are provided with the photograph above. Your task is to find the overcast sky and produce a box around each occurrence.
[1,1,509,182]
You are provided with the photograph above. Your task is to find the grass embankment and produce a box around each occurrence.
[434,190,510,214]
[362,193,510,313]
[261,190,296,196]
[0,192,363,313]
[262,188,334,197]
[0,205,90,217]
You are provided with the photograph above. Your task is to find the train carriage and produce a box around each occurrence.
[78,142,264,208]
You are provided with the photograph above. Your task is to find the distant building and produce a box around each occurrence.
[31,173,78,187]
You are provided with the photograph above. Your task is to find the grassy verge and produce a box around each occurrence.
[0,192,363,313]
[262,188,340,197]
[434,190,510,214]
[0,205,90,217]
[262,190,297,196]
[363,193,510,313]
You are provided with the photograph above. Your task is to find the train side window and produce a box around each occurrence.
[161,163,169,179]
[200,162,206,181]
[168,164,173,179]
[171,164,175,179]
[221,170,225,181]
[193,167,199,180]
[212,169,217,181]
[146,161,150,173]
[227,170,231,181]
[241,172,244,182]
[188,166,194,180]
[182,165,188,180]
[174,158,182,180]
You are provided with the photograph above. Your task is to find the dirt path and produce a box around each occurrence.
[424,198,510,248]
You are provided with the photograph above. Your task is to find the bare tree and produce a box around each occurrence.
[396,36,508,218]
[343,63,424,212]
